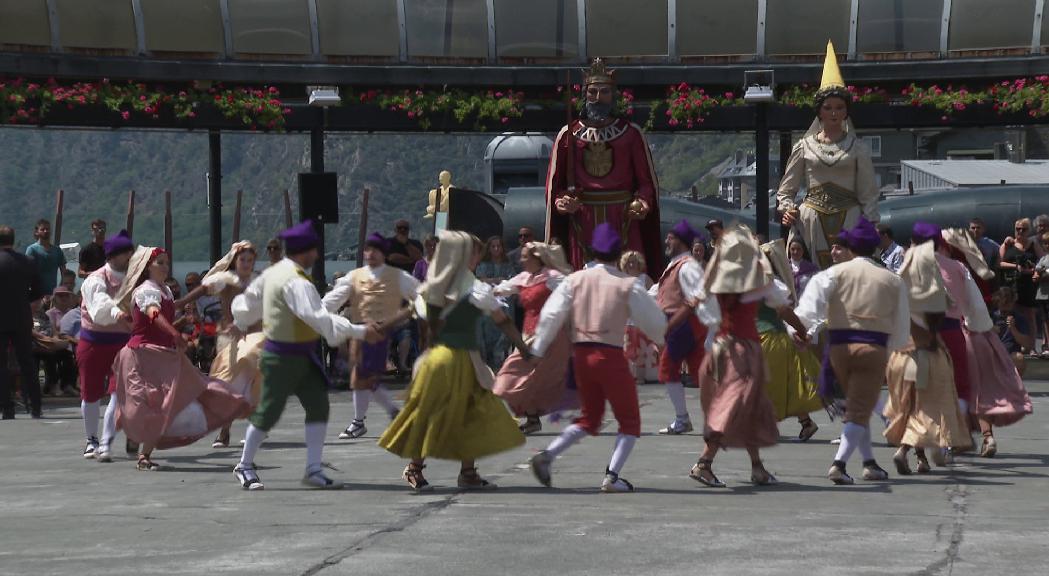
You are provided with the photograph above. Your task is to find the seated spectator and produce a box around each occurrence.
[60,269,77,293]
[413,235,438,283]
[31,299,77,396]
[47,286,76,334]
[993,286,1033,375]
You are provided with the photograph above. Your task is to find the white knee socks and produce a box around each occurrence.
[239,424,267,468]
[372,385,398,415]
[352,389,372,421]
[100,397,118,447]
[607,434,637,475]
[664,382,690,421]
[546,423,589,457]
[858,424,875,462]
[304,422,327,475]
[834,422,867,463]
[82,400,100,440]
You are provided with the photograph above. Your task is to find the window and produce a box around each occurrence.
[856,0,942,56]
[586,0,668,57]
[862,136,883,158]
[677,0,757,57]
[141,0,225,54]
[949,0,1034,52]
[404,0,488,59]
[764,0,849,57]
[494,0,578,60]
[228,0,312,55]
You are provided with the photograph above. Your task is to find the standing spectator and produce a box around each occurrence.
[78,219,107,278]
[387,219,423,273]
[788,239,819,297]
[1035,233,1049,357]
[876,223,904,273]
[1036,214,1049,238]
[164,277,182,300]
[475,236,515,370]
[0,225,43,419]
[507,227,536,274]
[265,238,283,266]
[691,236,708,263]
[413,235,438,283]
[25,218,66,295]
[969,217,1000,270]
[705,219,725,244]
[185,271,221,322]
[1000,217,1041,351]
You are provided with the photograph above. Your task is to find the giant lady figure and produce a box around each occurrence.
[777,41,879,269]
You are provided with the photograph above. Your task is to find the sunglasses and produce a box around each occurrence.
[266,246,280,252]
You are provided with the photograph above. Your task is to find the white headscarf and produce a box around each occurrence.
[418,230,478,308]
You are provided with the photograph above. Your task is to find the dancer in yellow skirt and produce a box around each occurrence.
[379,231,528,492]
[759,240,823,441]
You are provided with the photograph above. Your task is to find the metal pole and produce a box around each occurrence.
[53,189,64,246]
[164,190,173,266]
[755,103,770,239]
[310,125,326,289]
[208,129,222,265]
[126,190,135,237]
[232,189,242,243]
[357,187,370,267]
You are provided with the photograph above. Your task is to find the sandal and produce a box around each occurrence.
[797,417,819,443]
[519,416,542,435]
[915,453,932,474]
[212,428,230,449]
[403,463,433,493]
[136,455,160,471]
[689,459,726,488]
[981,435,998,458]
[458,467,498,491]
[893,447,912,475]
[750,464,778,486]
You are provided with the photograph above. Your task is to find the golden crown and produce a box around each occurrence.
[583,58,616,86]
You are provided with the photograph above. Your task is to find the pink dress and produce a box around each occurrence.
[114,281,251,449]
[492,271,571,416]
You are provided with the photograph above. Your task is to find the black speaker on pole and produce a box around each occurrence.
[298,172,339,223]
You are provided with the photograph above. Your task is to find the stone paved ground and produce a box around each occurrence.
[1,379,1047,576]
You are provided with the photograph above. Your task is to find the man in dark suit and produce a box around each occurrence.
[0,225,43,419]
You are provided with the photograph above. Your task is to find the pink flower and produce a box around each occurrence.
[626,108,634,116]
[143,106,153,114]
[724,91,734,100]
[407,111,416,118]
[188,111,197,118]
[668,118,679,127]
[677,82,689,92]
[121,111,130,120]
[495,91,503,97]
[940,115,948,121]
[953,102,966,111]
[501,117,509,123]
[268,86,278,94]
[139,95,147,101]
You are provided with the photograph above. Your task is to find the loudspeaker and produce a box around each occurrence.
[298,172,339,224]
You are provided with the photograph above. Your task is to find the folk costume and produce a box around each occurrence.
[941,228,1033,457]
[324,232,419,440]
[528,223,667,493]
[883,240,972,475]
[231,221,373,490]
[796,218,910,485]
[653,220,708,435]
[492,242,573,434]
[689,226,788,488]
[378,231,526,493]
[78,230,134,460]
[201,240,264,448]
[759,239,822,440]
[545,59,663,275]
[776,41,879,269]
[111,247,251,471]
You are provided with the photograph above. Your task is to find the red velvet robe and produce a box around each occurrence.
[545,117,664,278]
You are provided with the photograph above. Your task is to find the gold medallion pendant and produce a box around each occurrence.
[583,141,613,177]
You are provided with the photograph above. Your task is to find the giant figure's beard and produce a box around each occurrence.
[584,101,613,122]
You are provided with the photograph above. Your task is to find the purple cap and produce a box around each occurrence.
[103,229,134,259]
[670,219,699,246]
[279,220,320,254]
[590,222,622,255]
[364,232,389,255]
[912,221,942,246]
[839,217,880,252]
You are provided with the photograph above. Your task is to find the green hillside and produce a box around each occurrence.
[0,127,747,260]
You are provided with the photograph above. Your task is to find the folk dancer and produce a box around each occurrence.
[528,223,667,493]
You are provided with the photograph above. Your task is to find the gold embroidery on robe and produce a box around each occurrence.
[583,141,613,177]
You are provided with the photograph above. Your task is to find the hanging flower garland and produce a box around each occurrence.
[350,87,525,130]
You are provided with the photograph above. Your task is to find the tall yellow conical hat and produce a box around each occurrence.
[819,40,844,91]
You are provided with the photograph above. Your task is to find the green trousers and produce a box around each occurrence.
[250,351,330,431]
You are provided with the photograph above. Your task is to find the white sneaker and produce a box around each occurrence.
[83,437,99,459]
[234,464,265,491]
[97,446,113,463]
[600,472,635,493]
[658,419,693,435]
[338,420,367,440]
[301,469,344,489]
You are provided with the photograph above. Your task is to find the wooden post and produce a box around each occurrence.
[164,190,173,264]
[126,189,136,237]
[232,189,243,243]
[283,189,293,228]
[53,189,64,245]
[356,187,370,267]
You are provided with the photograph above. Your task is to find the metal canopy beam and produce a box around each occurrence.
[3,52,1049,87]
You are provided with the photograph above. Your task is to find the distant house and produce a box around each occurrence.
[717,150,780,210]
[901,159,1049,191]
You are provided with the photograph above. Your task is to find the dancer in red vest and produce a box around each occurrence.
[529,223,666,492]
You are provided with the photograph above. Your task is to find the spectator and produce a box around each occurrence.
[1000,217,1041,347]
[47,285,75,332]
[691,237,707,264]
[993,286,1032,375]
[31,298,77,397]
[475,235,515,370]
[1035,233,1049,357]
[0,225,44,419]
[184,271,221,322]
[77,219,107,278]
[705,219,724,244]
[58,301,81,341]
[386,219,423,273]
[413,234,438,283]
[25,218,66,295]
[164,277,182,300]
[265,238,283,266]
[968,217,1000,270]
[788,239,819,296]
[1036,213,1049,238]
[507,226,536,273]
[876,223,904,273]
[60,269,76,293]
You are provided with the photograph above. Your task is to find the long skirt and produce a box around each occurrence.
[883,345,971,450]
[209,331,265,410]
[964,329,1033,427]
[760,331,823,421]
[114,344,251,449]
[624,326,660,383]
[699,337,779,449]
[493,329,570,416]
[379,345,525,461]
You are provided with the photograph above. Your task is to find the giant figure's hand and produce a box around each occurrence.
[555,194,581,215]
[781,208,799,227]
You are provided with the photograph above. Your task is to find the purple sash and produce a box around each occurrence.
[264,339,331,387]
[356,337,389,380]
[79,329,130,346]
[818,329,889,399]
[665,312,696,362]
[939,317,962,331]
